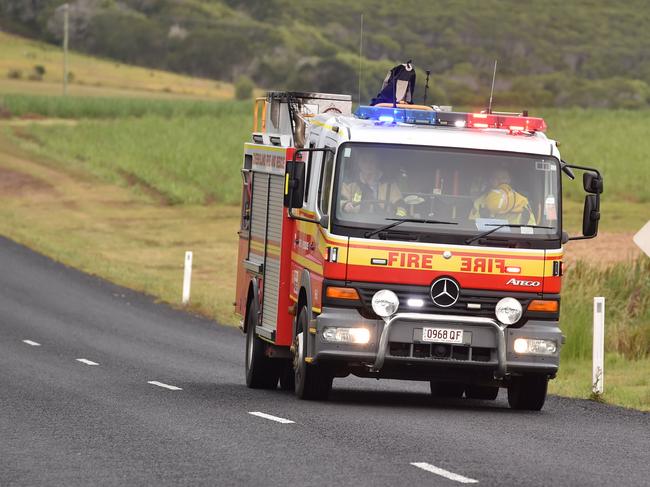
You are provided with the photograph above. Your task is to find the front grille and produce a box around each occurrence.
[388,341,494,363]
[357,285,534,318]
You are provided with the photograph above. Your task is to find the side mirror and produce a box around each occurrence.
[583,172,603,194]
[564,163,603,241]
[284,161,305,209]
[582,194,600,238]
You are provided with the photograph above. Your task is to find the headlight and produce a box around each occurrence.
[322,327,370,344]
[372,290,399,318]
[495,297,522,325]
[513,338,557,355]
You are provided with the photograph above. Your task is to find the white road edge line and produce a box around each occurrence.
[248,411,295,424]
[411,462,479,484]
[147,381,182,391]
[23,340,41,347]
[76,358,99,366]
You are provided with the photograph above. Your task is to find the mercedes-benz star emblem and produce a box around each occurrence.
[430,278,460,308]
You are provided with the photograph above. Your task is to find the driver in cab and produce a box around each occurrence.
[340,157,407,217]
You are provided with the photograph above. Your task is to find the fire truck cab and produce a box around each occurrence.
[235,91,603,410]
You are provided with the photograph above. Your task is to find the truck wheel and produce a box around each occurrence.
[507,375,548,411]
[293,307,332,400]
[245,301,279,389]
[430,381,465,399]
[466,385,499,400]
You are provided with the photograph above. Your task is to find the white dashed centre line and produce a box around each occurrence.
[22,340,41,347]
[411,462,479,484]
[76,358,99,366]
[248,411,295,424]
[147,381,182,391]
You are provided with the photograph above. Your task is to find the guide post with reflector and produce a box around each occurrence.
[182,251,193,305]
[592,297,605,395]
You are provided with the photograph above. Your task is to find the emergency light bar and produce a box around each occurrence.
[355,106,437,125]
[355,106,547,132]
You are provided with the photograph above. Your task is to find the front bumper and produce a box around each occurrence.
[311,306,561,378]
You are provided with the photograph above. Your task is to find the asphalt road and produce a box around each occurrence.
[1,236,649,486]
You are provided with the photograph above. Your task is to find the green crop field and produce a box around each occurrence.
[5,98,251,205]
[0,94,247,120]
[5,96,650,207]
[541,108,650,203]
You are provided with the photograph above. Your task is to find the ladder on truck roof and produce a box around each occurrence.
[252,91,352,147]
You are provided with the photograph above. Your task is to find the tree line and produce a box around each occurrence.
[1,0,649,108]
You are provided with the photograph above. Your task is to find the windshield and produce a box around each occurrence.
[332,143,560,243]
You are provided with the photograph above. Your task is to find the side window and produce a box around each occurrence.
[319,149,335,215]
[304,142,315,203]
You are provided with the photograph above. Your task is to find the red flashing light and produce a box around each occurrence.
[466,113,547,132]
[467,113,499,128]
[500,115,547,132]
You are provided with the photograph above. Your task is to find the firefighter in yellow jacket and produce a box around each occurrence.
[340,157,407,217]
[470,169,536,224]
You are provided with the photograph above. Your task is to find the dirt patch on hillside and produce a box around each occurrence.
[563,232,643,267]
[0,167,53,195]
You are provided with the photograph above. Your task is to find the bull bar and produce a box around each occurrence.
[372,312,509,377]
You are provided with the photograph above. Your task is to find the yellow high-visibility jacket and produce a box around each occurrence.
[340,180,406,217]
[469,185,536,225]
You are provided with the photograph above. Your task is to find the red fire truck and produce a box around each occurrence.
[235,91,603,410]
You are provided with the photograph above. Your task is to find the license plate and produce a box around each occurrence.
[421,327,463,344]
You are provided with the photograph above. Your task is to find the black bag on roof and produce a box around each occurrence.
[370,61,416,106]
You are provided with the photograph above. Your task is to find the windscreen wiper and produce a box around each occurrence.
[465,224,554,245]
[364,217,458,238]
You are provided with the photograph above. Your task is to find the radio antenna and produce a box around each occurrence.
[423,70,431,106]
[358,14,364,106]
[488,59,497,113]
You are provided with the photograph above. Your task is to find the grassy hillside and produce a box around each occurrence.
[0,31,232,99]
[2,0,650,107]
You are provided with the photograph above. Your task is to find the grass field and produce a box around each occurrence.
[541,108,650,203]
[0,130,240,324]
[0,31,232,99]
[6,107,250,205]
[1,94,249,120]
[6,99,650,211]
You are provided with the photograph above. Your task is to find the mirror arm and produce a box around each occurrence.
[287,207,321,224]
[563,162,601,178]
[560,160,576,180]
[567,233,597,241]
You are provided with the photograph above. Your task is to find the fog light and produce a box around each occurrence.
[495,297,523,325]
[372,290,399,317]
[322,327,370,344]
[513,338,557,355]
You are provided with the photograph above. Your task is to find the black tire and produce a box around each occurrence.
[294,307,332,400]
[245,300,280,389]
[466,385,499,400]
[507,375,548,411]
[430,381,465,399]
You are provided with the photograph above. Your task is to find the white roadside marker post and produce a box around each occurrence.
[182,251,193,305]
[592,297,605,395]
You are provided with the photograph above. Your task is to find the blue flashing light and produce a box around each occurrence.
[355,105,437,125]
